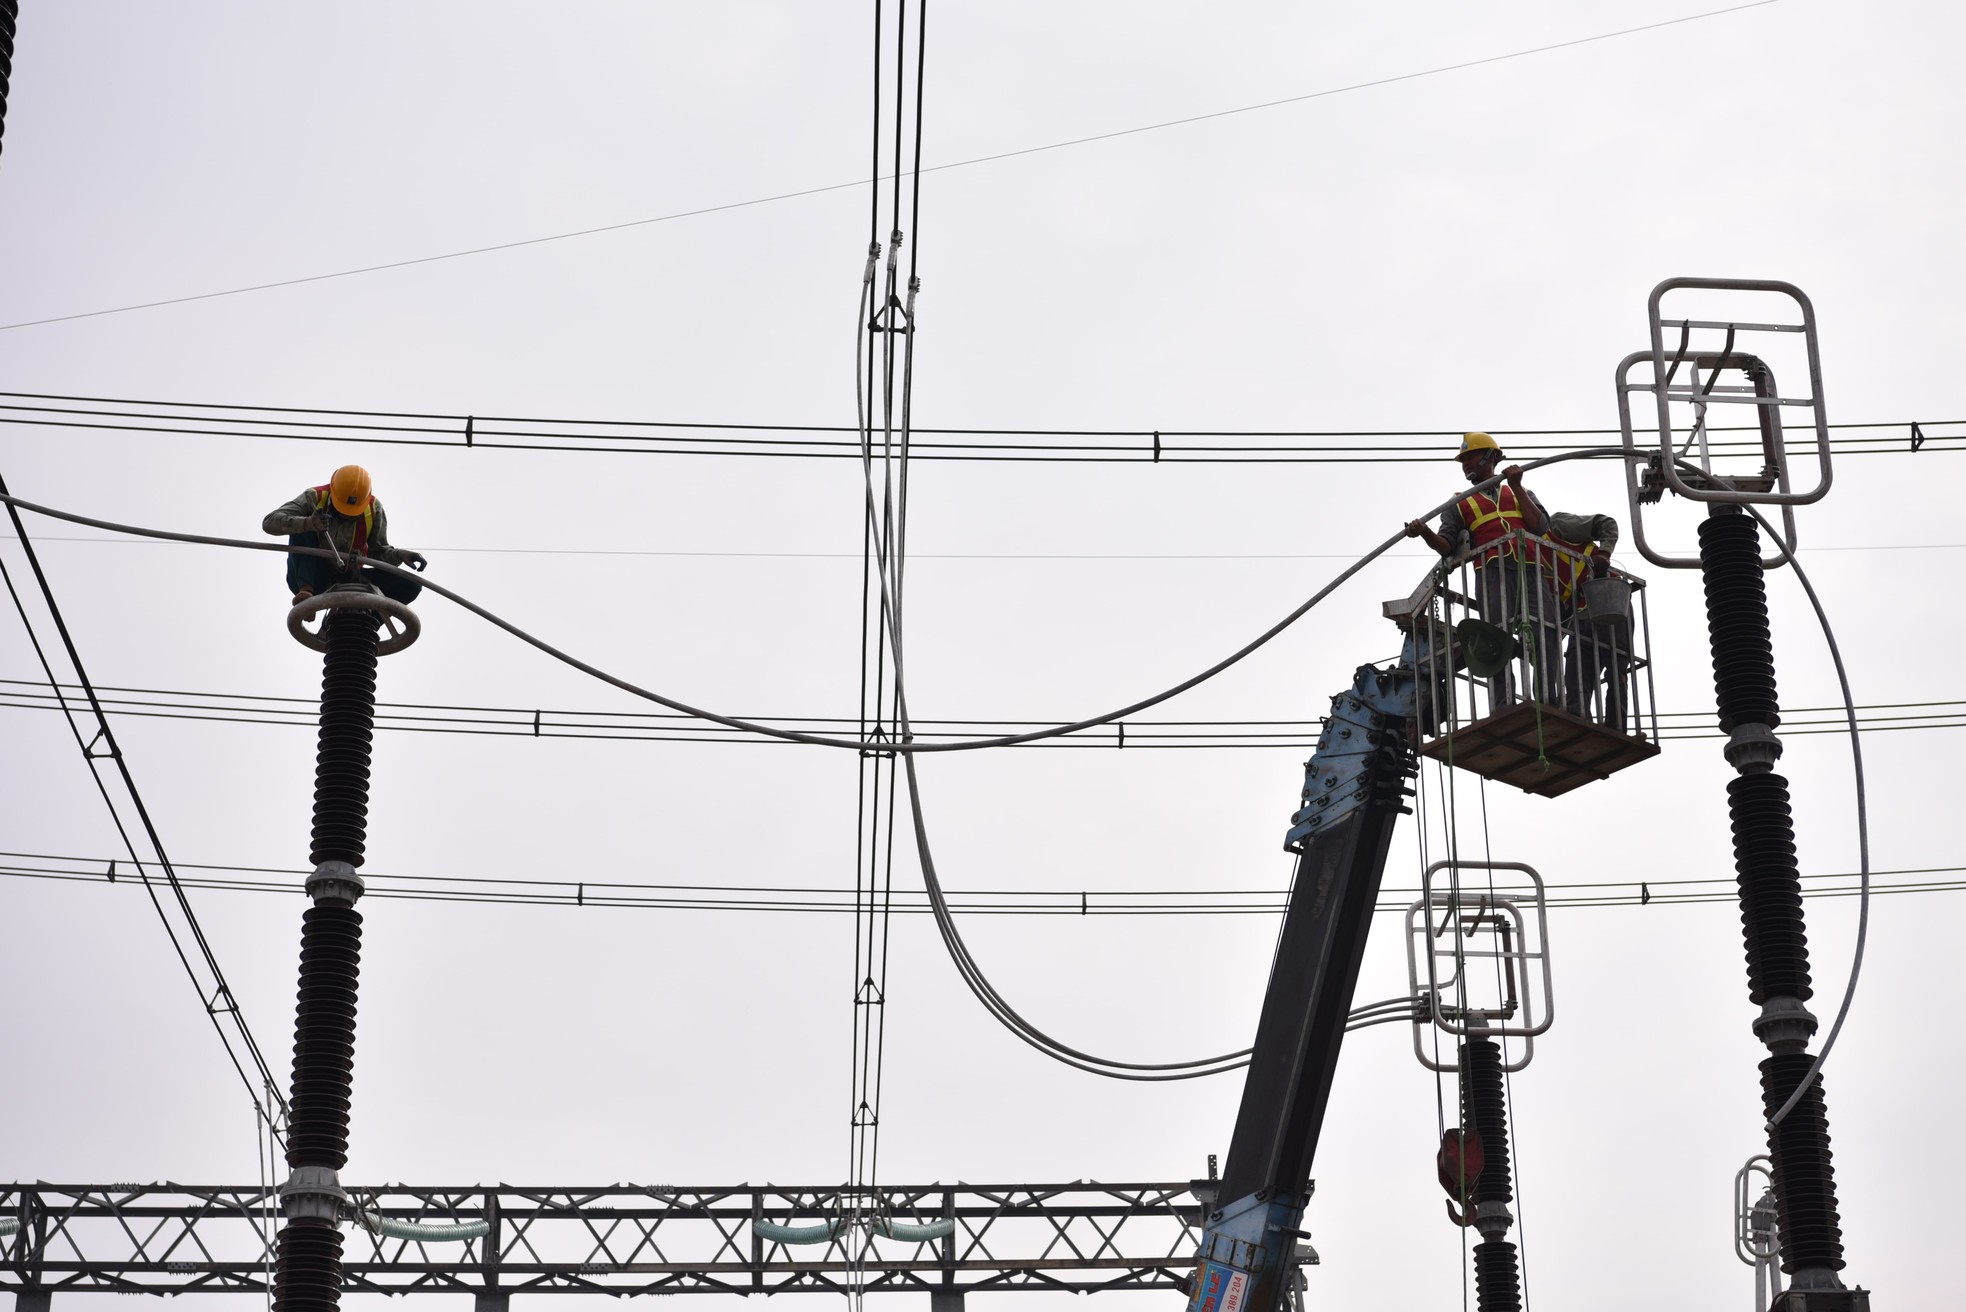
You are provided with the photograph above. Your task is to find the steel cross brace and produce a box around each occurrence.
[0,1182,1204,1299]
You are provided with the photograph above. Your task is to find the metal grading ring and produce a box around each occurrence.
[287,586,422,656]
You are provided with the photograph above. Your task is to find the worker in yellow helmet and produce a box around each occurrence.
[1404,433,1562,707]
[262,465,426,607]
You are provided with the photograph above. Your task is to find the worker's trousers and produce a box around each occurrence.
[1474,556,1562,708]
[286,534,422,605]
[1564,621,1633,732]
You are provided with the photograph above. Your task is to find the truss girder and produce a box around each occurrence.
[1,1182,1201,1298]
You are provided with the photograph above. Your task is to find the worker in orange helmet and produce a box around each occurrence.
[1404,433,1562,707]
[262,465,426,607]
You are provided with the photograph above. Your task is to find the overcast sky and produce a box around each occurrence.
[1,2,1961,1309]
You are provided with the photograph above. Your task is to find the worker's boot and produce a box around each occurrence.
[292,587,314,607]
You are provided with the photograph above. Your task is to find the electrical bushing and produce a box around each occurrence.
[1460,1038,1519,1312]
[1697,513,1780,733]
[276,600,389,1312]
[1698,507,1859,1301]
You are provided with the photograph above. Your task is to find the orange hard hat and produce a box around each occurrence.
[328,465,373,516]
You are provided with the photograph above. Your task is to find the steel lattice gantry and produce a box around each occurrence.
[0,1181,1207,1305]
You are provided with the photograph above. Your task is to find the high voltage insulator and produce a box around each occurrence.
[1699,510,1855,1308]
[273,585,418,1312]
[1460,1037,1520,1312]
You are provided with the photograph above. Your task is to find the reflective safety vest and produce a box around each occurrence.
[1455,485,1540,566]
[1544,536,1598,604]
[312,485,376,556]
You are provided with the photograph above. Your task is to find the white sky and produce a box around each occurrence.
[1,2,1961,1308]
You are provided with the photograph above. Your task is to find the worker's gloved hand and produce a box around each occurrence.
[299,511,334,532]
[1590,553,1612,578]
[1403,520,1425,538]
[399,550,428,572]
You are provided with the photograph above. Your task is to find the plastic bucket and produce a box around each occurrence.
[1581,576,1632,630]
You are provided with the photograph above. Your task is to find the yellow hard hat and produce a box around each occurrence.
[328,465,373,516]
[1456,432,1502,459]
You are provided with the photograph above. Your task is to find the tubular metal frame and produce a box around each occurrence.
[1734,1155,1783,1311]
[1617,277,1833,571]
[1405,861,1553,1075]
[1646,278,1832,508]
[0,1182,1204,1300]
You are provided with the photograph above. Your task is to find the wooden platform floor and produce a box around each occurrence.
[1419,701,1660,798]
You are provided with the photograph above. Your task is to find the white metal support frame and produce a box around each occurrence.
[1405,860,1554,1074]
[1734,1154,1783,1311]
[1616,277,1832,570]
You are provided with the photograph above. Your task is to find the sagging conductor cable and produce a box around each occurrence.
[869,445,1629,1075]
[0,447,1634,757]
[1742,504,1869,1131]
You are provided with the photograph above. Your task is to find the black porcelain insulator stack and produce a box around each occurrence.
[310,610,381,868]
[1728,773,1813,1006]
[1460,1038,1519,1312]
[1461,1039,1513,1207]
[1697,514,1781,732]
[277,607,381,1311]
[273,1221,344,1312]
[1472,1242,1522,1312]
[285,904,362,1167]
[1760,1053,1845,1275]
[0,2,18,158]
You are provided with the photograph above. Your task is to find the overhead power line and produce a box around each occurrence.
[26,533,1966,561]
[0,1,1784,334]
[2,679,1958,748]
[0,479,287,1140]
[0,392,1956,463]
[5,850,1948,916]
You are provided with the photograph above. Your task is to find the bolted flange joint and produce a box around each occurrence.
[1753,995,1819,1054]
[1772,1271,1870,1311]
[278,1165,349,1222]
[1725,723,1785,774]
[1472,1200,1513,1244]
[305,860,366,908]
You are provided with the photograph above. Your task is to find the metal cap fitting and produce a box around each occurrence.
[1753,995,1819,1053]
[1472,1200,1513,1243]
[306,860,365,907]
[279,1165,349,1222]
[1724,723,1785,774]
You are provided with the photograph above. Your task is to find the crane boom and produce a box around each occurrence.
[1187,662,1417,1312]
